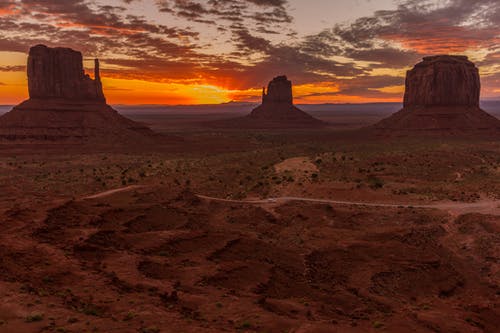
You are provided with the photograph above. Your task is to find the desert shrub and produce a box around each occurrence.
[80,304,102,317]
[238,321,252,329]
[123,312,135,321]
[367,175,384,189]
[25,314,44,322]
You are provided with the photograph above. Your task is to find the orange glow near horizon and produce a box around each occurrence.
[0,51,406,105]
[0,55,403,105]
[0,74,403,105]
[0,52,493,105]
[102,78,233,105]
[294,93,401,104]
[0,70,28,105]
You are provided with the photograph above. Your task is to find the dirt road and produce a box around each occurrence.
[82,185,145,199]
[196,194,500,216]
[82,186,500,215]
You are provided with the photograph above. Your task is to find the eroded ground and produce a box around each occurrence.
[0,128,499,332]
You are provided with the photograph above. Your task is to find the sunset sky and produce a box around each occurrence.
[0,0,499,105]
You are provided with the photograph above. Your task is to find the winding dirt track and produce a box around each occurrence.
[81,185,500,216]
[82,185,145,199]
[196,195,500,216]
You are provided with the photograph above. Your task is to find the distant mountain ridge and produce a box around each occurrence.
[2,101,500,117]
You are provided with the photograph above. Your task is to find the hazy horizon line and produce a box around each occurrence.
[1,99,499,108]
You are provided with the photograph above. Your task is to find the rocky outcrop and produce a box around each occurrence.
[28,45,105,102]
[0,45,156,143]
[373,55,500,135]
[262,75,293,104]
[208,75,324,129]
[242,76,324,128]
[403,55,480,108]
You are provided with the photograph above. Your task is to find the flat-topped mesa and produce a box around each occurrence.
[372,55,500,135]
[27,44,106,102]
[404,55,480,108]
[262,75,293,104]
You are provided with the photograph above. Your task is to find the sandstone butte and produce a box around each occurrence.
[0,45,154,143]
[374,55,500,134]
[211,75,325,129]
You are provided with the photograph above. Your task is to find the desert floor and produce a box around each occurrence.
[0,111,499,333]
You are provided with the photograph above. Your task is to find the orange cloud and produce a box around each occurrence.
[383,26,500,55]
[0,4,18,16]
[55,22,146,36]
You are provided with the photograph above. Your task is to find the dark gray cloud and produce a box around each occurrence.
[0,0,200,58]
[309,0,499,55]
[156,0,292,27]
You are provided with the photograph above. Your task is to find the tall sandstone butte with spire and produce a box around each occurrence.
[374,55,500,134]
[235,75,324,128]
[0,45,153,142]
[27,45,106,102]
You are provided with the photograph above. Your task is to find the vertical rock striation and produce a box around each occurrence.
[262,75,293,104]
[27,44,105,102]
[403,55,480,108]
[0,45,155,142]
[373,55,500,135]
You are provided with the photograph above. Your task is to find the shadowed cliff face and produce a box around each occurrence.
[244,75,324,127]
[374,55,500,135]
[209,75,324,128]
[0,44,158,143]
[262,76,293,104]
[403,55,480,108]
[27,45,105,102]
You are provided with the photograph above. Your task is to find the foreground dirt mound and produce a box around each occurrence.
[210,76,325,129]
[0,45,156,144]
[0,186,497,332]
[374,55,500,135]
